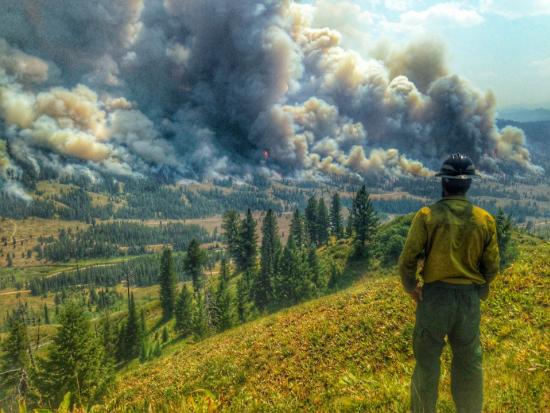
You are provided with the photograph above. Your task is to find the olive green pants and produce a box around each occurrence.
[411,282,483,413]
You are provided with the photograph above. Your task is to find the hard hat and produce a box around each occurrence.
[435,153,478,180]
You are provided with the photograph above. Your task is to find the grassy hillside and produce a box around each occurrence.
[101,235,549,412]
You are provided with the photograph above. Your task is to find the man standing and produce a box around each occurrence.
[399,154,500,413]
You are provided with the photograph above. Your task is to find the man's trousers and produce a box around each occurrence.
[411,282,483,413]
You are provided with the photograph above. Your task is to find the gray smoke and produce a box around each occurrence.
[0,0,542,197]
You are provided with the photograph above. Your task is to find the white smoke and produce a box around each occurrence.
[0,0,542,198]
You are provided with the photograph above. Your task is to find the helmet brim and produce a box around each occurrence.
[435,173,480,180]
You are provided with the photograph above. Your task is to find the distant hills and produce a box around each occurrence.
[497,107,550,123]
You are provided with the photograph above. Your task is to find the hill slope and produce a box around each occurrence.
[102,237,549,412]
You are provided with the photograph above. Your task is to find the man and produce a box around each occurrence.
[399,153,500,413]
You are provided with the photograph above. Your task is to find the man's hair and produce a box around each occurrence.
[442,178,472,195]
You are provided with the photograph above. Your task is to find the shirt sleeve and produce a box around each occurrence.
[399,209,428,293]
[480,217,500,284]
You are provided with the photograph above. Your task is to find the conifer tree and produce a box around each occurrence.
[305,196,319,245]
[43,304,50,324]
[317,198,329,245]
[119,293,141,361]
[308,247,322,291]
[330,193,343,238]
[238,209,257,272]
[289,208,305,247]
[0,306,35,407]
[215,258,233,331]
[184,239,206,293]
[175,284,194,336]
[351,185,379,258]
[192,292,209,337]
[253,210,281,309]
[276,237,312,305]
[99,313,117,362]
[38,301,112,408]
[236,276,248,323]
[222,210,241,264]
[346,209,353,238]
[159,248,176,320]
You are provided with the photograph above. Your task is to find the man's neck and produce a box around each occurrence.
[442,191,467,198]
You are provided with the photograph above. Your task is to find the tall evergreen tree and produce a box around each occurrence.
[99,313,117,363]
[0,306,35,407]
[38,301,112,408]
[495,208,513,267]
[119,293,141,361]
[330,193,343,238]
[308,247,322,292]
[192,293,209,337]
[159,248,176,320]
[253,210,281,309]
[238,209,257,272]
[236,276,248,324]
[184,239,206,293]
[305,196,319,245]
[275,237,313,305]
[43,304,50,324]
[289,208,305,248]
[214,258,232,331]
[222,210,241,264]
[351,185,379,258]
[175,284,194,336]
[346,208,353,238]
[317,198,329,245]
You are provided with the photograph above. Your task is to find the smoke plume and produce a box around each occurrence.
[0,0,542,196]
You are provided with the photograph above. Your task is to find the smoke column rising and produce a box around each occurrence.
[0,0,542,195]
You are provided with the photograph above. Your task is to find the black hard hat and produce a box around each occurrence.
[435,153,478,180]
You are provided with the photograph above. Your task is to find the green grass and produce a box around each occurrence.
[98,237,549,412]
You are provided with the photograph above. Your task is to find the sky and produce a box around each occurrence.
[309,0,550,109]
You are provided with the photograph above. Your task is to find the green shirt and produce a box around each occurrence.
[399,195,500,292]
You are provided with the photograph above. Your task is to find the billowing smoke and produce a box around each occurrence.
[0,0,542,196]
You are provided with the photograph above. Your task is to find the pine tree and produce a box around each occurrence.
[330,193,343,238]
[317,198,329,245]
[0,306,35,407]
[184,239,206,293]
[346,209,353,238]
[275,237,312,305]
[119,293,141,361]
[308,247,322,292]
[159,248,176,320]
[351,185,379,258]
[175,284,194,336]
[236,276,248,323]
[161,327,169,343]
[238,209,257,272]
[214,258,233,331]
[38,301,112,407]
[253,210,281,309]
[192,292,209,337]
[305,196,319,245]
[495,208,513,267]
[289,208,305,247]
[222,210,241,264]
[99,313,117,362]
[43,304,50,324]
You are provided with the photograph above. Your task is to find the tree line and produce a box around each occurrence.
[42,221,211,262]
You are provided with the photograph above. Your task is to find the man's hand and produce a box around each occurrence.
[408,285,423,303]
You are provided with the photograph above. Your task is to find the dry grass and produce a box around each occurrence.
[102,237,549,412]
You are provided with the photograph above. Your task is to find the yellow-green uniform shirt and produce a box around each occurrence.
[398,195,500,292]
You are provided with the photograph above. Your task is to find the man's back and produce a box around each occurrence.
[399,195,499,290]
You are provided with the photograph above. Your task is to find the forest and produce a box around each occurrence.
[0,186,518,411]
